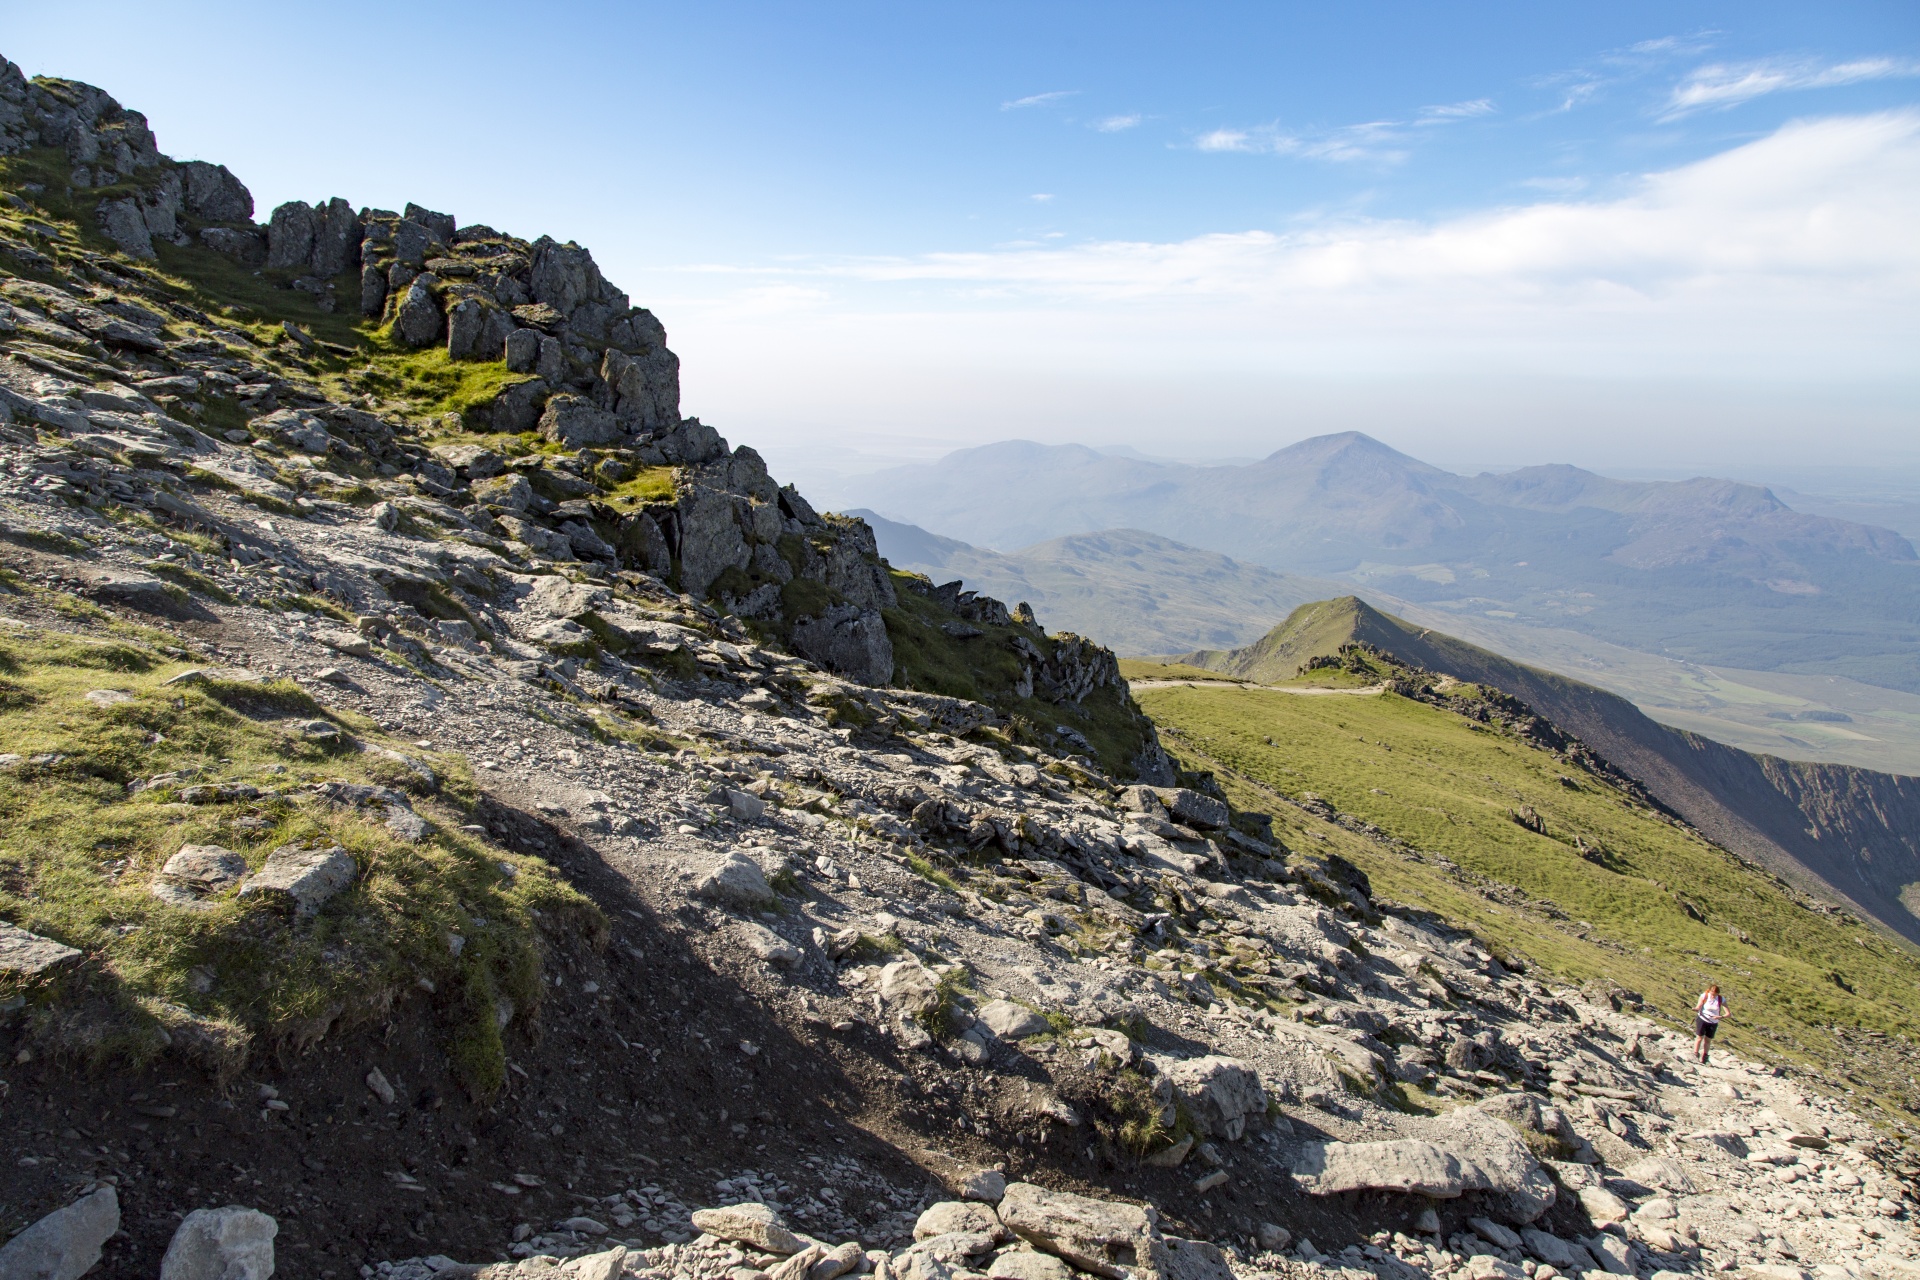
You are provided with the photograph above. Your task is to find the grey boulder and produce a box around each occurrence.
[239,843,356,917]
[0,1184,119,1280]
[0,921,81,976]
[158,1206,277,1280]
[915,1201,1003,1241]
[1163,1055,1266,1141]
[393,279,444,347]
[688,1203,800,1254]
[1291,1104,1555,1223]
[996,1182,1164,1280]
[977,999,1049,1040]
[151,844,248,909]
[695,852,775,911]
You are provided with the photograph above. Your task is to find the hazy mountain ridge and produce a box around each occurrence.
[855,511,1341,655]
[846,432,1920,694]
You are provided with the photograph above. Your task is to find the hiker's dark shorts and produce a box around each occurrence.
[1695,1018,1719,1039]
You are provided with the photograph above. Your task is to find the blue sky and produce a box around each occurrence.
[7,2,1919,482]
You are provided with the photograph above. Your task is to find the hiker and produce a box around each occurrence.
[1694,984,1727,1063]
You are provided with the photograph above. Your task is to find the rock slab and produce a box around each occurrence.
[0,1185,119,1280]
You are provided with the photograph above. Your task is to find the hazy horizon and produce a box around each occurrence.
[7,1,1916,478]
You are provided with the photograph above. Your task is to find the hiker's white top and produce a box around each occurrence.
[1698,994,1726,1024]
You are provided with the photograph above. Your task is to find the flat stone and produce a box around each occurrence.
[742,921,802,966]
[158,1205,277,1280]
[1520,1230,1583,1269]
[151,844,249,909]
[960,1169,1009,1202]
[879,960,940,1014]
[690,1204,801,1255]
[1292,1104,1555,1223]
[1579,1186,1630,1224]
[0,1185,119,1280]
[997,1182,1163,1280]
[84,688,134,707]
[977,999,1049,1040]
[1466,1256,1527,1280]
[915,1202,1001,1241]
[0,921,81,976]
[239,844,356,916]
[987,1252,1074,1280]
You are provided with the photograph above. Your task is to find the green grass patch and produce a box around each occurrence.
[353,330,538,428]
[600,466,677,509]
[0,622,599,1094]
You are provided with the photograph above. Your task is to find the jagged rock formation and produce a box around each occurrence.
[0,53,1916,1280]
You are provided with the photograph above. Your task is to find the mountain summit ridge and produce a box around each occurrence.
[845,431,1920,694]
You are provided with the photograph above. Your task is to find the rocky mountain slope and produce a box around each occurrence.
[1,55,1919,1280]
[1176,599,1920,950]
[838,435,1920,698]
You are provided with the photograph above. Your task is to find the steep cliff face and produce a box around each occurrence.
[0,55,1163,783]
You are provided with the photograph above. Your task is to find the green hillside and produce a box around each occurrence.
[1130,658,1920,1128]
[1179,598,1920,951]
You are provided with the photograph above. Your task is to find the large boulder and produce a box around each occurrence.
[1291,1105,1556,1223]
[97,197,154,258]
[791,604,893,687]
[393,278,444,347]
[539,394,624,448]
[158,1206,276,1280]
[266,200,315,270]
[689,1203,800,1254]
[602,340,680,433]
[978,999,1049,1040]
[915,1201,1002,1241]
[0,1184,119,1280]
[310,196,360,276]
[180,160,252,221]
[695,852,775,911]
[996,1182,1164,1280]
[1162,1055,1266,1141]
[447,295,515,361]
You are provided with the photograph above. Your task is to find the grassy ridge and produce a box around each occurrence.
[1132,670,1920,1124]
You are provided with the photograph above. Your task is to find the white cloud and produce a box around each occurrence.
[1665,56,1920,116]
[1001,90,1077,111]
[1093,113,1141,132]
[639,112,1920,464]
[1417,98,1496,124]
[663,112,1919,366]
[1194,128,1251,152]
[1029,193,1055,203]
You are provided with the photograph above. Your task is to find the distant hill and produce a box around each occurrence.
[854,512,1341,655]
[1179,597,1920,946]
[844,433,1920,695]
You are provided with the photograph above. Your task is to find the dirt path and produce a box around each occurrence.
[1127,678,1388,695]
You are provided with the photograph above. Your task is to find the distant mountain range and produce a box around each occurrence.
[852,512,1341,655]
[843,432,1920,695]
[1169,596,1920,947]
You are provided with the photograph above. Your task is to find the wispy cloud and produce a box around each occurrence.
[1417,99,1496,124]
[1001,90,1078,111]
[1532,31,1718,113]
[1029,193,1055,203]
[1093,114,1141,133]
[1664,56,1920,117]
[1192,117,1426,164]
[1195,96,1492,164]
